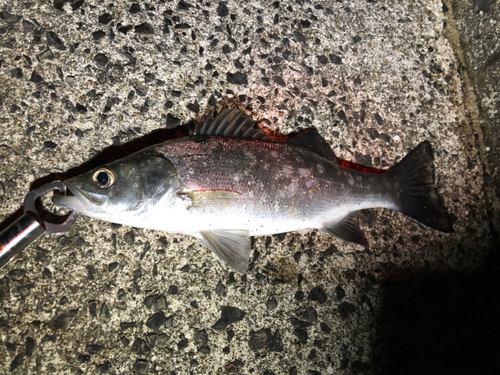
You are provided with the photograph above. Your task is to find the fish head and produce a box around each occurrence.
[53,150,179,224]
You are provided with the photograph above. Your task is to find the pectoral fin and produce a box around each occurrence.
[198,230,251,274]
[180,190,241,210]
[322,212,368,247]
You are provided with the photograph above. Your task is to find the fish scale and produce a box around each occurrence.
[155,136,394,236]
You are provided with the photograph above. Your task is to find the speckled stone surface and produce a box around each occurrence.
[448,0,500,218]
[0,1,498,375]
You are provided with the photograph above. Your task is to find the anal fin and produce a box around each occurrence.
[199,230,251,274]
[322,212,368,247]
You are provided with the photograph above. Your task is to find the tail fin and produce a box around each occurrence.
[388,141,453,233]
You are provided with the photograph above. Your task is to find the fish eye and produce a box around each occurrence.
[92,168,115,189]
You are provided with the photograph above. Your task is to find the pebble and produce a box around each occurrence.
[133,360,147,371]
[30,71,44,83]
[135,23,154,34]
[46,31,66,50]
[212,306,246,330]
[0,11,22,24]
[10,68,23,79]
[177,338,188,350]
[197,329,208,343]
[226,72,248,85]
[329,54,342,64]
[198,344,210,354]
[144,294,159,309]
[215,280,227,296]
[96,361,111,373]
[94,53,108,66]
[308,286,327,303]
[10,354,24,371]
[177,0,194,10]
[41,334,56,343]
[225,362,238,372]
[335,286,345,300]
[98,14,112,25]
[290,318,311,329]
[77,354,90,363]
[166,114,181,128]
[338,302,355,320]
[118,25,133,34]
[70,0,84,11]
[273,76,286,87]
[76,104,87,114]
[168,285,178,295]
[217,3,229,17]
[131,338,151,356]
[108,262,118,272]
[296,306,317,323]
[51,309,78,330]
[295,291,304,301]
[129,4,141,14]
[8,269,25,278]
[146,311,167,331]
[120,322,136,330]
[249,328,283,351]
[267,298,278,310]
[92,31,106,41]
[25,337,35,357]
[320,322,331,334]
[294,328,308,343]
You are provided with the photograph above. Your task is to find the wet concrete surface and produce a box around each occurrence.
[0,1,498,374]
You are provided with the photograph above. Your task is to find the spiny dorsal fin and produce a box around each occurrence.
[288,128,337,161]
[196,107,273,141]
[322,212,368,247]
[198,229,251,274]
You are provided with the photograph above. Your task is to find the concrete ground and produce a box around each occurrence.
[1,1,498,374]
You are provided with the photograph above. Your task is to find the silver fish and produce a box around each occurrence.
[53,106,453,274]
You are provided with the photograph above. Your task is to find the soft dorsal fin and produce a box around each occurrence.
[288,128,337,161]
[322,212,368,247]
[196,107,273,141]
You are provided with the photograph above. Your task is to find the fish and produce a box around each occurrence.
[53,106,453,274]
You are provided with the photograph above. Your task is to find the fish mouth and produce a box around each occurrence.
[52,181,107,214]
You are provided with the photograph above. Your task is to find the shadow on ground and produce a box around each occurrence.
[372,240,500,375]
